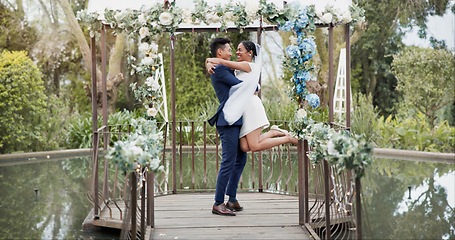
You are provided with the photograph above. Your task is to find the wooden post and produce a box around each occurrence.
[90,36,99,219]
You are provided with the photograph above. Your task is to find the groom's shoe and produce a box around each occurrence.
[212,203,236,216]
[226,201,243,212]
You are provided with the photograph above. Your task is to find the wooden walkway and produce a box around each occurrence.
[149,192,314,240]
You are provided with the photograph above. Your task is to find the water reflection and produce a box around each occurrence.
[0,157,118,239]
[0,153,453,239]
[362,158,455,239]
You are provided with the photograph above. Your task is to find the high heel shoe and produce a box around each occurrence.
[270,125,289,135]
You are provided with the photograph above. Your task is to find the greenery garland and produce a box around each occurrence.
[77,0,371,178]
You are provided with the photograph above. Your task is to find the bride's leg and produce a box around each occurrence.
[246,128,298,152]
[240,137,250,152]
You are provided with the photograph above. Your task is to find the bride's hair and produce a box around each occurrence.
[240,41,257,57]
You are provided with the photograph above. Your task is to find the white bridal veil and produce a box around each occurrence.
[222,43,262,125]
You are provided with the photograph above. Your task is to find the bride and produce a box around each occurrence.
[206,41,298,152]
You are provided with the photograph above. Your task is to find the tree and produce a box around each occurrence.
[0,51,47,153]
[391,47,454,127]
[0,1,37,52]
[352,0,451,116]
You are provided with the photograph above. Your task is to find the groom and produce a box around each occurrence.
[207,38,246,216]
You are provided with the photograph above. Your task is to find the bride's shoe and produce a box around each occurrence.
[270,125,289,135]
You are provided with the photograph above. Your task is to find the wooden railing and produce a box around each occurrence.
[91,120,362,239]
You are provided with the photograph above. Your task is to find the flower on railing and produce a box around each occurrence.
[106,118,163,173]
[326,131,372,178]
[290,111,373,178]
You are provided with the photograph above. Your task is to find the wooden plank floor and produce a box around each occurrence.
[150,192,314,240]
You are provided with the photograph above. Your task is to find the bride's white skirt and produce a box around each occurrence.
[239,95,270,138]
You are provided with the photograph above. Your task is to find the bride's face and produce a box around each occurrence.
[236,43,252,62]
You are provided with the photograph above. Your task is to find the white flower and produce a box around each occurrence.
[138,42,150,52]
[149,42,159,52]
[182,9,192,24]
[340,11,352,23]
[159,12,173,26]
[145,77,154,86]
[141,57,154,66]
[315,9,323,19]
[206,13,220,23]
[145,77,160,90]
[296,108,307,120]
[321,13,333,24]
[289,36,298,45]
[147,107,158,117]
[327,140,338,156]
[138,13,147,25]
[139,27,150,39]
[223,12,234,22]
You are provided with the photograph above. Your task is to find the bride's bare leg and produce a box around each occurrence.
[240,137,250,152]
[246,128,298,152]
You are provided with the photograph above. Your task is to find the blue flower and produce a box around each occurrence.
[299,38,316,54]
[286,45,301,58]
[305,93,320,108]
[295,70,310,82]
[295,11,308,29]
[302,53,313,62]
[279,20,294,32]
[296,84,305,94]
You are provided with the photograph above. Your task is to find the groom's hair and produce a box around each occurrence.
[210,38,231,57]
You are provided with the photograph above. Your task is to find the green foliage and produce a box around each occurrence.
[351,94,379,142]
[65,110,141,149]
[0,4,37,52]
[0,51,47,153]
[352,0,451,116]
[375,113,455,153]
[392,46,455,127]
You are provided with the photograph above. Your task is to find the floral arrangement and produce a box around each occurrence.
[290,109,373,178]
[106,118,163,173]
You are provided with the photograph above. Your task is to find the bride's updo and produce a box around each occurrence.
[240,41,257,57]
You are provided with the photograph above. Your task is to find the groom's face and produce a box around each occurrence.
[218,43,232,60]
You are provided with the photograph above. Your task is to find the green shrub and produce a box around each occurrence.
[351,94,379,142]
[65,110,141,149]
[374,113,454,153]
[0,51,47,153]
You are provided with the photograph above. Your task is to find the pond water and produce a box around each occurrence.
[0,154,453,239]
[0,157,119,239]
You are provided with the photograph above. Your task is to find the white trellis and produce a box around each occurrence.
[154,53,169,135]
[333,48,352,124]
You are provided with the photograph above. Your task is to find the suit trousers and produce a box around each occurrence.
[214,125,247,204]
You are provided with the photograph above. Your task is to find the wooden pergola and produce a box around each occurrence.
[87,0,357,239]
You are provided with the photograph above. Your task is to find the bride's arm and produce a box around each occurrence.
[206,58,251,72]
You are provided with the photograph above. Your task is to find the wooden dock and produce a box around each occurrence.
[88,192,315,239]
[150,192,313,239]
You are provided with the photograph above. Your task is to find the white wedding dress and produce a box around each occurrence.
[222,62,270,138]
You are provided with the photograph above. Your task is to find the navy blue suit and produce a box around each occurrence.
[209,65,247,204]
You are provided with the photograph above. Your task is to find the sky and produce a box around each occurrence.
[403,8,455,50]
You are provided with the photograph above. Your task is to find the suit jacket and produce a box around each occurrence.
[208,65,243,126]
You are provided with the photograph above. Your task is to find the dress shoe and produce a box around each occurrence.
[212,203,236,216]
[226,201,243,212]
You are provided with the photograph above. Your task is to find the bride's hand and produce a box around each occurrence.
[206,61,216,74]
